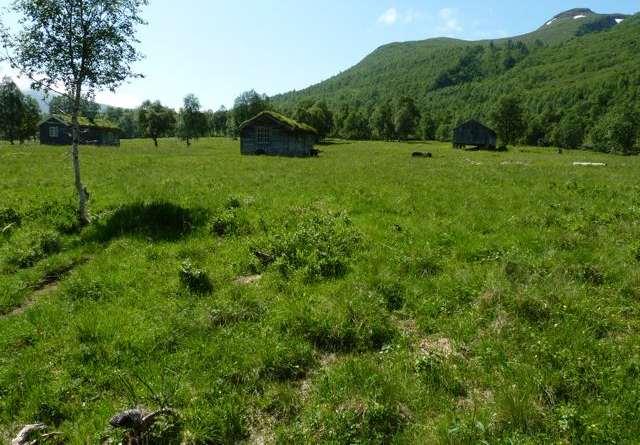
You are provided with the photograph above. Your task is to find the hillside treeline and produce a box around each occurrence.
[269,14,640,152]
[3,15,638,153]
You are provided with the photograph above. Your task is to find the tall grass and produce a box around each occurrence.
[0,138,638,443]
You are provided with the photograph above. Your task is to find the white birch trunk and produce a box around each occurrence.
[71,85,90,225]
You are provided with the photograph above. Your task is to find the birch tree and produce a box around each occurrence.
[1,0,147,225]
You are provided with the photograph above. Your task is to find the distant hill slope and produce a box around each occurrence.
[21,89,113,115]
[505,8,629,45]
[23,89,50,114]
[272,9,638,141]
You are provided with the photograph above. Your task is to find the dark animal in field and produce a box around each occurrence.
[412,152,432,158]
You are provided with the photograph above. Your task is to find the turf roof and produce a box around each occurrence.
[239,111,318,134]
[49,114,120,130]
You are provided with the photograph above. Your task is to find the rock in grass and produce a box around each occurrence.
[11,424,47,445]
[109,407,178,431]
[573,162,606,166]
[110,408,145,428]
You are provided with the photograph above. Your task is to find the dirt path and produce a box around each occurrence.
[8,281,61,317]
[2,258,89,319]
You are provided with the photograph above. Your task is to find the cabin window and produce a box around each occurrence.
[49,126,59,138]
[256,127,271,145]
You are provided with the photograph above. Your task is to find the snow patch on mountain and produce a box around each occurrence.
[573,15,586,19]
[546,18,558,26]
[615,18,624,24]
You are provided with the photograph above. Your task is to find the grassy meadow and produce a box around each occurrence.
[0,138,639,443]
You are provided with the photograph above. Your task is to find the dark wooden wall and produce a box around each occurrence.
[39,120,120,146]
[453,122,497,149]
[240,116,315,157]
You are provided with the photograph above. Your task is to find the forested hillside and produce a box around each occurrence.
[272,10,640,149]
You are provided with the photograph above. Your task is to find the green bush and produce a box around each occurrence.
[3,229,61,269]
[281,296,396,353]
[415,353,466,396]
[209,298,265,327]
[179,260,213,294]
[591,107,639,154]
[29,201,80,234]
[225,195,243,210]
[252,209,361,281]
[64,278,114,302]
[210,209,252,237]
[260,340,315,381]
[552,111,586,149]
[373,278,406,311]
[0,207,21,230]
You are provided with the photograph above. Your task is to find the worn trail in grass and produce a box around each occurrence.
[0,138,639,443]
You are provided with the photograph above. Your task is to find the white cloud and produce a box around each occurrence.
[94,90,142,109]
[378,7,422,26]
[378,8,399,25]
[437,8,463,34]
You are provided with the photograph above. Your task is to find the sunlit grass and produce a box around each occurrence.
[0,138,639,443]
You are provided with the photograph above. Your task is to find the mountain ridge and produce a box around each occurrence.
[271,8,639,145]
[273,7,634,108]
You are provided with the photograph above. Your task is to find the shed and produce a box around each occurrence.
[39,115,120,146]
[453,120,497,150]
[239,111,318,157]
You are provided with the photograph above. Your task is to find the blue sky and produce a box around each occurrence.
[2,0,638,110]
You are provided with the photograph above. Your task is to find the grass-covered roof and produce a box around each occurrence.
[49,114,120,130]
[240,111,318,134]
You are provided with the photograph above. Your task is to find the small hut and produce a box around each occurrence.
[239,111,318,157]
[39,115,120,146]
[453,120,497,150]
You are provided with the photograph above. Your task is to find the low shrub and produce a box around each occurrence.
[573,264,605,286]
[0,207,21,231]
[29,201,80,234]
[179,260,213,294]
[252,209,361,281]
[373,278,406,311]
[210,209,252,237]
[401,253,442,278]
[281,296,396,353]
[415,352,466,397]
[3,229,61,269]
[209,298,265,327]
[260,340,315,381]
[64,278,114,302]
[514,296,552,325]
[225,195,243,210]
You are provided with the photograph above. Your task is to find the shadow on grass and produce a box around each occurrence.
[316,139,351,146]
[87,201,208,243]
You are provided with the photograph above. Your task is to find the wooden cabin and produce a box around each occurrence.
[239,111,318,157]
[39,115,120,146]
[453,120,497,150]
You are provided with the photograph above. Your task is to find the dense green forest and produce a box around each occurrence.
[271,10,640,152]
